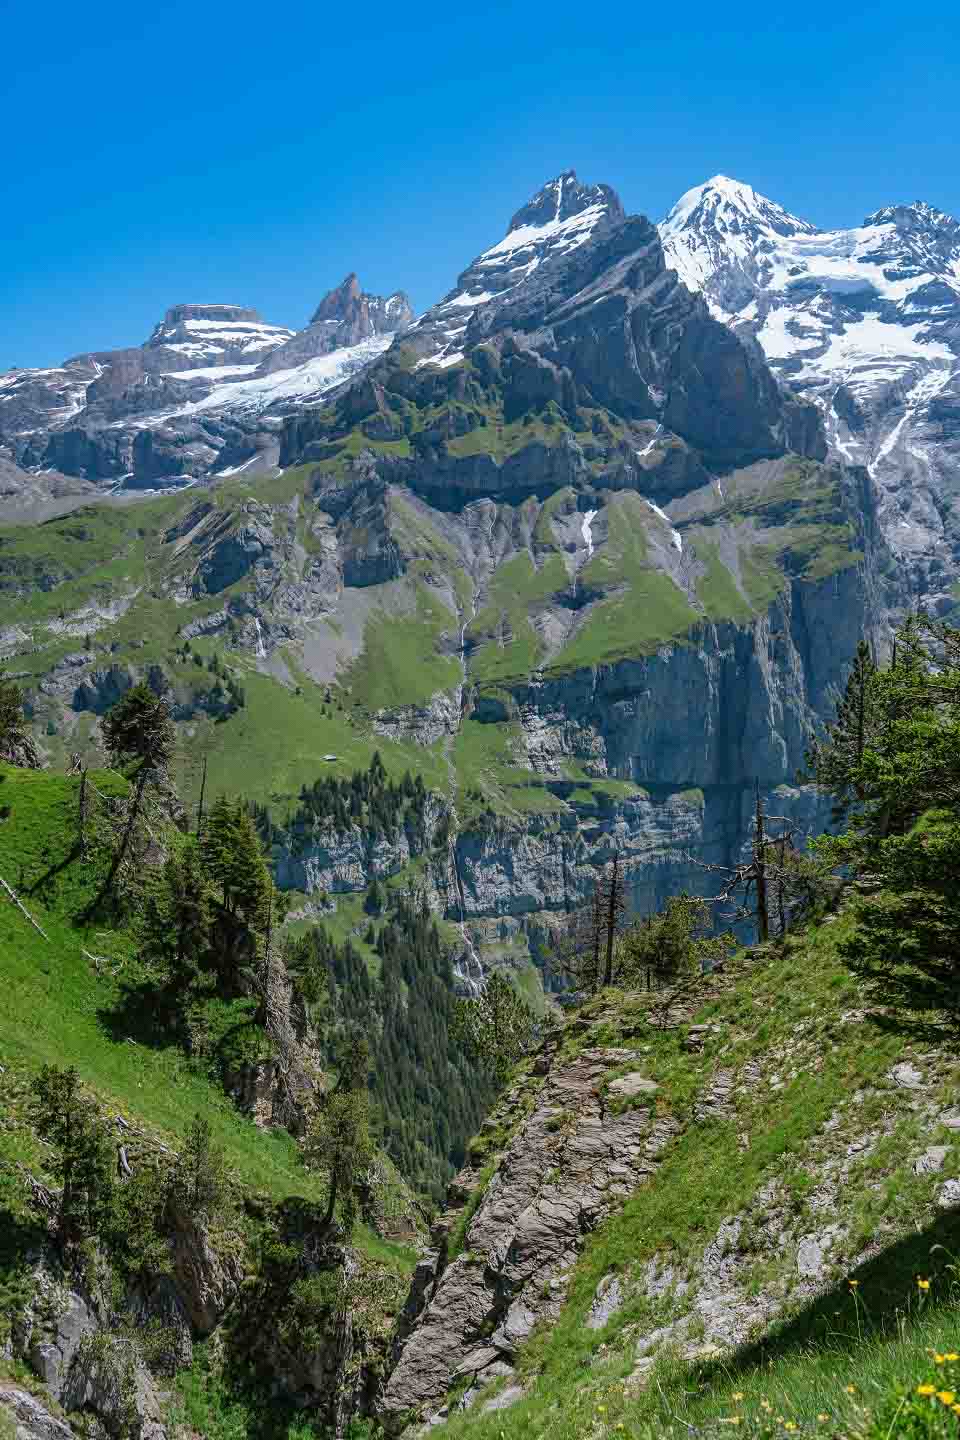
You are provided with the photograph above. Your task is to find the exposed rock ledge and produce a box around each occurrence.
[381,1038,677,1429]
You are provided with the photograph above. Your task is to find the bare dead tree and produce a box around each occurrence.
[602,853,627,987]
[77,767,89,860]
[690,784,804,943]
[754,781,769,944]
[556,852,630,992]
[556,885,604,992]
[197,754,208,835]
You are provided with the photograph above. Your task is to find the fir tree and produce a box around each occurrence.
[202,797,273,984]
[138,836,214,1017]
[31,1066,115,1245]
[94,685,175,909]
[453,973,536,1083]
[802,639,877,822]
[0,675,38,768]
[303,1033,374,1232]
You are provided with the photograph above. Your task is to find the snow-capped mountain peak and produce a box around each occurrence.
[660,176,820,314]
[660,177,960,602]
[410,170,624,367]
[662,174,817,244]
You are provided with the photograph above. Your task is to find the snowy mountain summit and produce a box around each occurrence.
[409,171,624,365]
[1,277,412,490]
[660,176,960,602]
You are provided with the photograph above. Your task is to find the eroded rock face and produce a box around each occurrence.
[21,1275,98,1402]
[381,1043,675,1427]
[0,1385,77,1440]
[61,1336,166,1440]
[167,1212,244,1335]
[272,793,450,896]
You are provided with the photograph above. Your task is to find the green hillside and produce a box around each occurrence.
[433,918,960,1440]
[0,761,325,1200]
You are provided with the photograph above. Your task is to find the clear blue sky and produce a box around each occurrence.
[4,0,959,369]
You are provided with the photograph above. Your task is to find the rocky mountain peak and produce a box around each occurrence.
[661,174,818,246]
[661,176,960,606]
[310,273,364,323]
[160,303,263,327]
[308,275,413,332]
[863,199,959,236]
[406,170,626,366]
[506,169,625,235]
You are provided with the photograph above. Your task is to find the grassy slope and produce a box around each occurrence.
[434,913,960,1440]
[0,762,321,1200]
[550,492,698,673]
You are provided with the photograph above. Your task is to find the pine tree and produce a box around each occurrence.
[802,639,877,821]
[31,1066,115,1244]
[94,685,175,909]
[453,973,536,1083]
[201,798,273,986]
[303,1033,374,1232]
[618,894,734,989]
[166,1115,230,1226]
[138,836,214,1015]
[101,684,174,771]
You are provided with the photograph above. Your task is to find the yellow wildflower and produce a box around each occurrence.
[597,1406,606,1414]
[845,1385,857,1394]
[937,1391,956,1405]
[918,1278,931,1291]
[848,1279,859,1288]
[817,1416,830,1424]
[732,1393,745,1402]
[784,1424,798,1432]
[953,1405,960,1417]
[935,1354,947,1364]
[947,1353,960,1361]
[917,1384,936,1396]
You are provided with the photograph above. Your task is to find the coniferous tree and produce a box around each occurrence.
[95,685,175,908]
[810,618,960,1014]
[0,675,39,768]
[303,1033,374,1231]
[138,836,215,1016]
[453,973,536,1083]
[101,684,175,771]
[31,1066,115,1244]
[166,1115,230,1226]
[618,894,734,989]
[201,797,273,985]
[802,639,878,822]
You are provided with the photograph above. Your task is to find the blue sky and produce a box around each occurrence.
[4,0,959,369]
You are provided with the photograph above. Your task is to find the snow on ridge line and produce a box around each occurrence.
[581,508,597,558]
[183,333,394,416]
[480,202,608,262]
[160,363,259,381]
[642,496,683,552]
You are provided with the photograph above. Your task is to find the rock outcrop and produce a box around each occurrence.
[0,1385,76,1440]
[381,1037,677,1428]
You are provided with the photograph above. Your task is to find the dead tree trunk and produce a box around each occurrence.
[754,782,769,944]
[603,854,623,987]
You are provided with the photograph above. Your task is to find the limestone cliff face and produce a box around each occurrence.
[272,793,450,896]
[264,559,884,954]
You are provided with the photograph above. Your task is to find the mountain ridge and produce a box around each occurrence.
[658,173,960,610]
